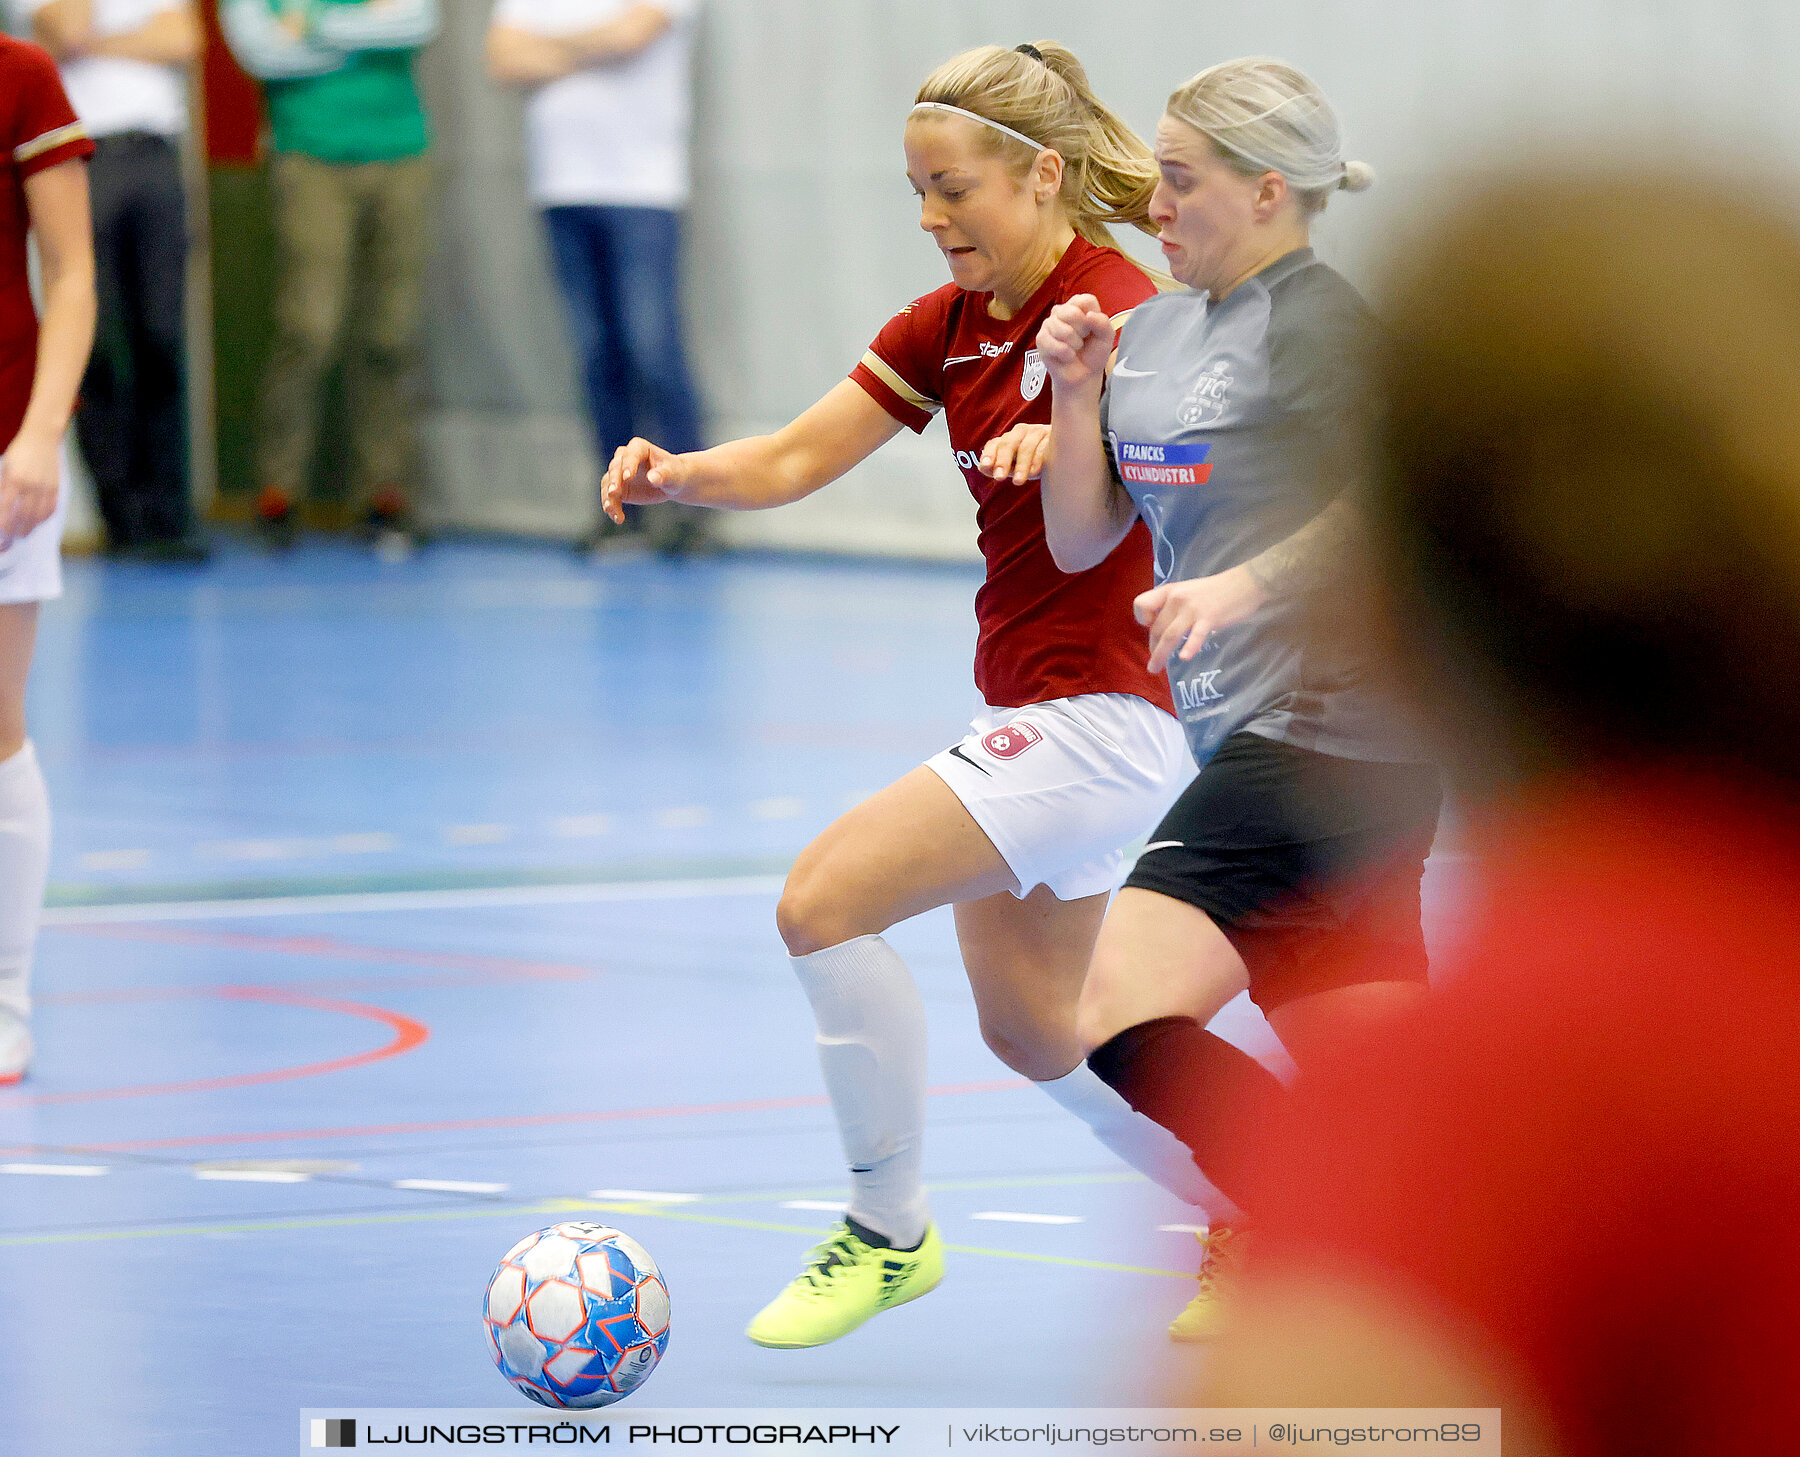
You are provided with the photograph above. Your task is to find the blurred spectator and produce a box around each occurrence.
[221,0,438,552]
[1199,173,1800,1457]
[17,0,206,562]
[486,1,709,557]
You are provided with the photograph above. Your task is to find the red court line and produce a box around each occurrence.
[0,987,428,1110]
[0,1077,1031,1155]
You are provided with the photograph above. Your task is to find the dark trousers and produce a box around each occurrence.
[542,204,705,490]
[79,132,191,546]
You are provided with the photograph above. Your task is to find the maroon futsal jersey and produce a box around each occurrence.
[1,37,91,450]
[851,235,1175,714]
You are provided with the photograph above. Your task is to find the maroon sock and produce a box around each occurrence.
[1087,1015,1286,1214]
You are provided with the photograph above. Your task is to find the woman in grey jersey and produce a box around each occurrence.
[1029,57,1441,1341]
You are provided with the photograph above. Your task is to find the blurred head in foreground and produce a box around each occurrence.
[1373,172,1800,798]
[1194,173,1800,1457]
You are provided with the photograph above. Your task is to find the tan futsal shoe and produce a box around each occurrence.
[1168,1224,1247,1342]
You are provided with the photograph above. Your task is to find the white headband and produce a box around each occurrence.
[909,102,1047,155]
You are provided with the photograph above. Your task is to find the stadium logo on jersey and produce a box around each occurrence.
[1114,439,1212,486]
[1176,360,1234,428]
[1020,349,1047,401]
[982,722,1042,759]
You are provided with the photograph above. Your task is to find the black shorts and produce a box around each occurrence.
[1122,730,1442,1013]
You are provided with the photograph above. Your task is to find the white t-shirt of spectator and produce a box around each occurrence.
[17,0,188,138]
[493,0,699,211]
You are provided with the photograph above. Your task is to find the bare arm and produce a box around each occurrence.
[34,0,198,63]
[30,0,94,59]
[0,159,95,542]
[602,380,902,521]
[1037,294,1138,573]
[487,4,670,87]
[86,4,203,65]
[1244,493,1357,596]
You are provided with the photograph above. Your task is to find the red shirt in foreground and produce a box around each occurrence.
[1244,778,1800,1457]
[1,37,92,449]
[851,234,1174,714]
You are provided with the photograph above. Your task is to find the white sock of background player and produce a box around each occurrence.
[0,741,51,1072]
[1035,1059,1245,1223]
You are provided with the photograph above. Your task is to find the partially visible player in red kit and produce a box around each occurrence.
[605,43,1227,1348]
[0,35,95,1084]
[1199,174,1800,1457]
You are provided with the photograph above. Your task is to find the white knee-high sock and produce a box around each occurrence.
[789,934,930,1248]
[0,741,51,1022]
[1036,1061,1244,1224]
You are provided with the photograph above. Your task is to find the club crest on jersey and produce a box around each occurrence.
[1176,359,1233,428]
[1020,349,1047,401]
[982,722,1042,759]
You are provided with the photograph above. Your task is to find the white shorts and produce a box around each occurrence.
[926,692,1191,902]
[0,442,68,605]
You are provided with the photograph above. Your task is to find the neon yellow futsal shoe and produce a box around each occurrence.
[746,1220,944,1349]
[1168,1224,1246,1343]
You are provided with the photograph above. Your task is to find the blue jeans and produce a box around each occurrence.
[543,205,705,467]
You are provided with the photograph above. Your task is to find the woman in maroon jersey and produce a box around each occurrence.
[0,34,95,1084]
[604,42,1217,1347]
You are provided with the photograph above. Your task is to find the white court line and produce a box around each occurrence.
[587,1189,700,1204]
[194,1169,310,1183]
[1157,1223,1209,1234]
[971,1211,1084,1225]
[393,1179,509,1194]
[41,874,788,926]
[779,1199,849,1212]
[1,1163,108,1176]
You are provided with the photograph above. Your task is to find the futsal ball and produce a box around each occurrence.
[483,1222,671,1408]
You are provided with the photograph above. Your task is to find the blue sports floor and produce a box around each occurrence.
[0,541,1459,1455]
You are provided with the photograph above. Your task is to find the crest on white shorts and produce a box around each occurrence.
[982,722,1042,760]
[1020,349,1047,401]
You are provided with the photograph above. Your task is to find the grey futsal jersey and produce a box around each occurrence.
[1103,247,1417,765]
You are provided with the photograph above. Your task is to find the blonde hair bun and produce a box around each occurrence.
[1167,57,1369,215]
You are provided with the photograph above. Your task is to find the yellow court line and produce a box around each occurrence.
[0,1194,1189,1279]
[693,1172,1145,1206]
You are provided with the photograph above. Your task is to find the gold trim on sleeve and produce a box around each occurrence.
[859,351,942,415]
[14,121,89,165]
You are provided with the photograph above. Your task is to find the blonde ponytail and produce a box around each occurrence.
[914,42,1161,261]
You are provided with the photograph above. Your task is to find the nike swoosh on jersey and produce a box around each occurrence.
[1112,361,1158,377]
[943,354,986,366]
[1139,840,1185,854]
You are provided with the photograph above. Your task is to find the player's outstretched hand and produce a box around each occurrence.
[1037,293,1114,395]
[601,438,682,525]
[1133,565,1269,674]
[978,423,1051,485]
[0,432,60,548]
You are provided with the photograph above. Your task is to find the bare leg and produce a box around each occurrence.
[1266,980,1427,1069]
[955,883,1107,1080]
[776,764,1018,956]
[0,601,36,760]
[1077,887,1248,1052]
